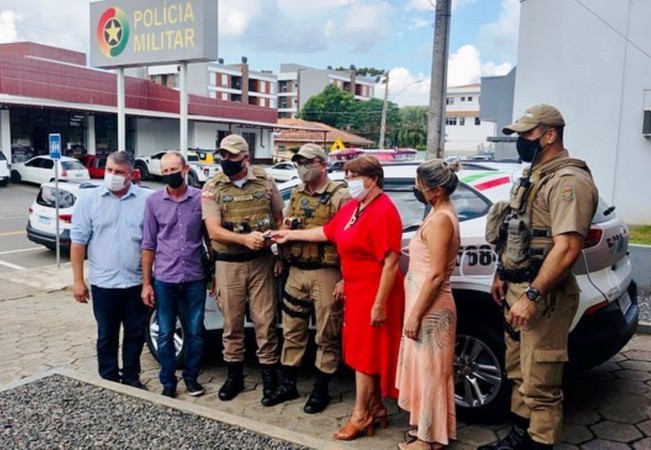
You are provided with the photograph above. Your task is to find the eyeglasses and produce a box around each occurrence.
[295,159,321,168]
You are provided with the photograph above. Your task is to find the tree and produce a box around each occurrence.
[297,84,356,129]
[334,66,385,79]
[348,98,401,146]
[397,106,428,150]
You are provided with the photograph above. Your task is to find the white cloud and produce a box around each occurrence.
[407,0,478,13]
[374,67,430,107]
[219,6,250,37]
[481,61,513,76]
[447,44,481,86]
[337,2,392,52]
[410,18,430,29]
[477,0,520,63]
[0,10,21,43]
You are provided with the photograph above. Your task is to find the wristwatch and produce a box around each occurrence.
[525,286,543,303]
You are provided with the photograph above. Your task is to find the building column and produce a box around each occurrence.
[0,109,11,163]
[86,114,96,155]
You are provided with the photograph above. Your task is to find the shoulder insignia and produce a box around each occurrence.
[222,194,234,202]
[202,190,215,200]
[560,186,575,201]
[253,191,265,199]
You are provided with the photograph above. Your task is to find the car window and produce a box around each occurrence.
[0,151,6,161]
[25,158,42,167]
[450,184,491,222]
[187,154,200,162]
[61,161,85,170]
[96,158,107,169]
[37,187,77,209]
[41,159,54,169]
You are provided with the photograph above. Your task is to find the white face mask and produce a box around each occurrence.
[104,172,128,192]
[348,178,369,200]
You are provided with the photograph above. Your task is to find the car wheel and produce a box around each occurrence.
[454,323,510,423]
[10,170,21,183]
[135,162,150,180]
[187,169,200,188]
[0,178,8,187]
[145,308,186,366]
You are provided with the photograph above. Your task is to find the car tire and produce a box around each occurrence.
[145,308,186,367]
[187,169,200,188]
[10,170,21,183]
[0,178,8,187]
[135,162,150,180]
[455,322,510,423]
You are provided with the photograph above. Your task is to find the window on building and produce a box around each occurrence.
[459,117,465,126]
[475,117,481,126]
[216,130,228,148]
[260,82,266,94]
[222,74,228,87]
[461,96,466,102]
[467,96,473,101]
[446,97,454,105]
[222,93,229,101]
[446,117,457,126]
[260,98,266,107]
[242,132,256,153]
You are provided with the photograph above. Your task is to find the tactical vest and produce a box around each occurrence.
[209,167,274,257]
[490,157,590,283]
[280,180,346,268]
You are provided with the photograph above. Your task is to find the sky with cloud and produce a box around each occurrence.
[0,0,520,107]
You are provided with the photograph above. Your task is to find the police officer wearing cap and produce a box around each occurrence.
[262,143,350,413]
[202,134,284,403]
[480,105,598,450]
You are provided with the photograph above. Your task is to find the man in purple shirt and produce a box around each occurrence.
[141,152,207,398]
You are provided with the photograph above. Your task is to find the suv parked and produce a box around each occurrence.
[145,163,638,422]
[135,150,220,187]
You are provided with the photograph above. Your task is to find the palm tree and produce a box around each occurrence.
[397,106,428,148]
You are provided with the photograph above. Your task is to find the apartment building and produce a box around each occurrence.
[278,64,376,118]
[444,84,496,156]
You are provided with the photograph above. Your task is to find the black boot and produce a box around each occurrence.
[303,369,331,414]
[260,364,279,400]
[478,414,531,450]
[261,365,299,406]
[218,362,245,401]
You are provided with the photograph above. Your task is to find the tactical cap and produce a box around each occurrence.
[292,143,327,161]
[219,134,249,154]
[503,104,566,135]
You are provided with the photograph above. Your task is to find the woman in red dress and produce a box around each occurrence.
[273,156,405,441]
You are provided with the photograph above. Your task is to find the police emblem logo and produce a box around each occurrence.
[561,186,575,201]
[253,192,264,199]
[301,198,310,206]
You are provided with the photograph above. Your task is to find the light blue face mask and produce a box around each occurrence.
[348,178,369,200]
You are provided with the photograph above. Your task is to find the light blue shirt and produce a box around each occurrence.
[71,183,152,288]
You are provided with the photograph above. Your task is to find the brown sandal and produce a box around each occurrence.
[371,406,389,429]
[333,415,375,441]
[398,439,445,450]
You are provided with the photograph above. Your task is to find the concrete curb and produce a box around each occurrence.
[638,321,651,335]
[1,368,343,450]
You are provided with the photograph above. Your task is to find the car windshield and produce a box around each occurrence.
[187,154,200,162]
[61,161,85,170]
[0,151,6,161]
[280,178,491,231]
[37,187,77,208]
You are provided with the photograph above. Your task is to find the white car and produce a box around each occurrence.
[0,151,9,186]
[26,180,101,250]
[145,163,638,422]
[11,156,90,185]
[265,161,299,182]
[135,150,220,187]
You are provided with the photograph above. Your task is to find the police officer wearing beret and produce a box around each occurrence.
[481,105,598,450]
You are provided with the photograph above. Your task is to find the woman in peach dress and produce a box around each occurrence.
[396,159,461,449]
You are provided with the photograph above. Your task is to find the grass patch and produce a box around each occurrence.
[629,225,651,245]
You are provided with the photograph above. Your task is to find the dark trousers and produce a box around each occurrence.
[154,279,206,389]
[90,285,147,384]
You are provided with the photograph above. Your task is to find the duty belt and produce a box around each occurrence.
[497,263,541,283]
[290,260,332,271]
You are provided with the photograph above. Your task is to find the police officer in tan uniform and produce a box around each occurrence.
[262,144,350,414]
[202,134,284,402]
[480,105,598,450]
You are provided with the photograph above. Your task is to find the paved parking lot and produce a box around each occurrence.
[0,265,650,449]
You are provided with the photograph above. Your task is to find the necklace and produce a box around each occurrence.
[347,193,381,227]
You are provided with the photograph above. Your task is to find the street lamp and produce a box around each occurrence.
[379,77,425,150]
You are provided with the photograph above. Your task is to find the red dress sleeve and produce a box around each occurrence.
[371,195,403,261]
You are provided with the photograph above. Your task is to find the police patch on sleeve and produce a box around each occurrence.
[561,185,575,201]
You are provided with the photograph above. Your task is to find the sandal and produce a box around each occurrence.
[398,438,445,450]
[370,406,389,429]
[333,415,375,441]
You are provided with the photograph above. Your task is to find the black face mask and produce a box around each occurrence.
[516,137,541,163]
[221,159,244,177]
[163,171,184,189]
[413,187,428,205]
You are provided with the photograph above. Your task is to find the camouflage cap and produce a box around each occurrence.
[218,134,249,154]
[503,104,566,135]
[292,143,327,161]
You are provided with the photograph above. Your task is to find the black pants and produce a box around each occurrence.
[90,285,147,384]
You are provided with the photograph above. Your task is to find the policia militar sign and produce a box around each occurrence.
[90,0,218,68]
